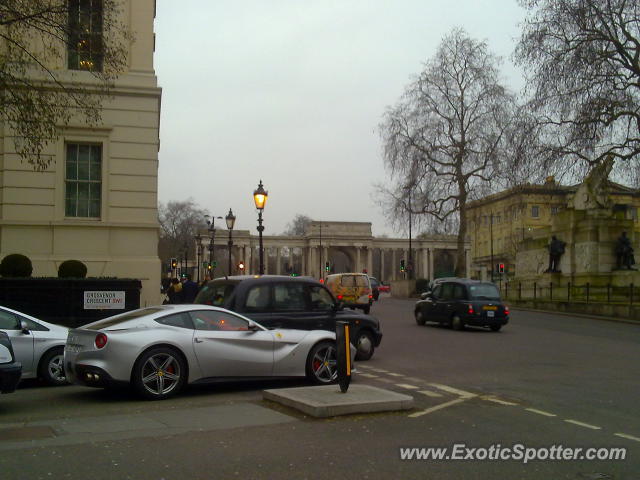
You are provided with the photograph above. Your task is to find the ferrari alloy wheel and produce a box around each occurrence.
[133,347,186,400]
[306,341,338,384]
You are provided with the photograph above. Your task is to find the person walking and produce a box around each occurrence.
[166,278,184,304]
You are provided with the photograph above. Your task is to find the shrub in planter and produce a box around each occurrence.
[58,260,88,278]
[0,254,33,277]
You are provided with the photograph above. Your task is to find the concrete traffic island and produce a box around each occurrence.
[263,384,414,418]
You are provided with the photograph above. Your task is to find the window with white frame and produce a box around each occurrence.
[531,205,540,218]
[68,0,104,71]
[65,143,102,218]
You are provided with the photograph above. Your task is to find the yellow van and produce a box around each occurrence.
[325,273,373,314]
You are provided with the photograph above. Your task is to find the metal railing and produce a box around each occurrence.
[503,281,639,305]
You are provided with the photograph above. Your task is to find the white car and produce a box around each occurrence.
[0,306,68,385]
[65,304,355,400]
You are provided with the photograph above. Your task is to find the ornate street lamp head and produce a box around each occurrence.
[225,208,236,230]
[253,180,268,211]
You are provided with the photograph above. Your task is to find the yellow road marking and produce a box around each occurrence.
[418,390,443,398]
[525,408,556,417]
[564,419,601,430]
[614,433,640,442]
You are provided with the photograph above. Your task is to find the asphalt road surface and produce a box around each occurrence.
[1,295,638,480]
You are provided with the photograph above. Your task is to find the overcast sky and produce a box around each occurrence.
[154,0,527,237]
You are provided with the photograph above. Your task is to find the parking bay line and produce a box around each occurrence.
[564,419,601,430]
[387,373,405,377]
[395,383,420,390]
[358,373,379,378]
[428,383,477,398]
[614,433,640,443]
[480,396,519,406]
[409,398,470,418]
[525,408,556,417]
[418,390,443,398]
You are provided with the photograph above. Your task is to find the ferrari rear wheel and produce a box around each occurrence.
[306,341,337,385]
[132,347,186,400]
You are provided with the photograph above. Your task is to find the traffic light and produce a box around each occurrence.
[170,258,177,269]
[238,260,245,271]
[325,261,330,272]
[400,259,405,272]
[498,263,505,273]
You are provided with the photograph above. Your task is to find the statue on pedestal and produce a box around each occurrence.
[615,232,635,270]
[546,235,566,273]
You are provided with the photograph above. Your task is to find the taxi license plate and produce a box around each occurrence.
[487,311,495,318]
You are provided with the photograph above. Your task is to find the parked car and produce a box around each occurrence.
[414,278,509,331]
[65,304,355,400]
[368,277,381,301]
[0,331,22,394]
[324,273,373,314]
[194,275,383,360]
[378,282,390,294]
[0,306,68,385]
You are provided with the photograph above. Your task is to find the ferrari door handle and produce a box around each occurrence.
[194,338,204,343]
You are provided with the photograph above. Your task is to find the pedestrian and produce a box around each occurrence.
[166,278,184,304]
[181,274,199,303]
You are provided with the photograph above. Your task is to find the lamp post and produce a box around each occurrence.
[253,180,268,275]
[182,242,188,278]
[225,208,236,275]
[205,214,223,278]
[195,234,203,283]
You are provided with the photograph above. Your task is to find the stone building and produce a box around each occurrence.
[465,177,640,280]
[0,1,162,306]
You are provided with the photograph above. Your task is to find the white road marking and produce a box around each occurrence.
[564,419,601,430]
[387,373,405,377]
[480,396,519,406]
[358,373,379,378]
[525,408,556,417]
[369,368,389,373]
[395,383,420,390]
[418,390,443,398]
[428,383,476,398]
[409,398,468,418]
[614,433,640,442]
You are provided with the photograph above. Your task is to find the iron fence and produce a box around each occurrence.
[502,281,639,305]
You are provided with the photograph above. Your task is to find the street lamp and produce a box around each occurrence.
[205,214,223,278]
[182,242,189,278]
[195,233,203,283]
[225,208,236,275]
[253,180,268,275]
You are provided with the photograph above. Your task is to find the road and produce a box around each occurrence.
[1,296,638,480]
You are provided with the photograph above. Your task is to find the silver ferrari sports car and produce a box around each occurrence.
[65,304,352,400]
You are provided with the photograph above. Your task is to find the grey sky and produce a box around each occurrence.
[154,0,526,237]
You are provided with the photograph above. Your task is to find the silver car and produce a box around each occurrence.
[65,304,353,400]
[0,306,68,385]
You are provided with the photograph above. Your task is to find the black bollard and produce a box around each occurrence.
[335,321,351,393]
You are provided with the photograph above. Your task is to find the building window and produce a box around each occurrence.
[551,206,559,216]
[68,0,104,71]
[531,206,540,218]
[65,143,102,218]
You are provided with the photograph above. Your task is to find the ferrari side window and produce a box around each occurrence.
[0,310,19,329]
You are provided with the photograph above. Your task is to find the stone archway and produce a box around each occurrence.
[327,247,354,273]
[434,249,456,278]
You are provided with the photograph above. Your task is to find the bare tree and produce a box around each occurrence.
[0,0,129,169]
[283,214,312,236]
[158,199,208,265]
[379,28,516,276]
[515,0,640,180]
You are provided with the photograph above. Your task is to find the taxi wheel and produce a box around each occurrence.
[451,314,465,331]
[354,330,375,361]
[490,325,502,332]
[415,309,426,326]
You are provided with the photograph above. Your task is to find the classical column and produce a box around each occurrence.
[276,247,281,275]
[465,247,471,278]
[356,247,361,272]
[391,249,397,281]
[367,247,373,275]
[423,248,429,281]
[380,249,386,282]
[429,248,435,281]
